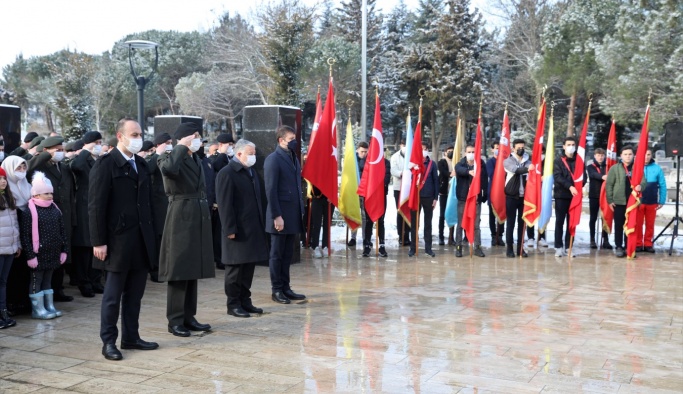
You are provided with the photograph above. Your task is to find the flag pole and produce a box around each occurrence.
[569,235,574,259]
[375,223,379,257]
[520,223,526,260]
[327,201,332,256]
[471,95,484,259]
[415,92,424,255]
[306,198,312,248]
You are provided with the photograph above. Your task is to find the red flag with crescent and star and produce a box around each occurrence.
[625,105,650,258]
[462,112,483,245]
[357,94,386,222]
[568,101,592,237]
[408,120,424,211]
[490,109,510,223]
[600,120,617,233]
[302,77,338,207]
[523,98,546,227]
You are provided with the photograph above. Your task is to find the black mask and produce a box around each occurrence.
[516,148,524,157]
[287,139,298,151]
[196,146,205,159]
[446,151,453,159]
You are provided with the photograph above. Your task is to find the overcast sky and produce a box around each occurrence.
[1,0,499,71]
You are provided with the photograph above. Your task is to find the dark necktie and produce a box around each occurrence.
[129,158,137,173]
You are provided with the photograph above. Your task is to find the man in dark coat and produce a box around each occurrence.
[145,133,172,283]
[8,131,38,158]
[361,157,391,257]
[453,144,489,258]
[211,133,235,173]
[27,136,75,301]
[158,122,215,337]
[409,143,440,258]
[70,131,104,297]
[552,136,586,257]
[216,139,268,318]
[586,148,612,249]
[264,126,306,304]
[89,118,159,361]
[437,146,455,245]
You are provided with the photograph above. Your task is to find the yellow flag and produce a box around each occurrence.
[453,117,464,163]
[339,118,362,230]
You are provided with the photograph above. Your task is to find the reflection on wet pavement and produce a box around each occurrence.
[0,246,681,392]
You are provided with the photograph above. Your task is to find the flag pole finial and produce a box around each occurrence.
[504,101,508,112]
[374,78,379,98]
[327,58,336,77]
[648,88,652,106]
[478,93,484,117]
[588,92,593,103]
[418,89,425,123]
[346,99,353,119]
[550,101,555,117]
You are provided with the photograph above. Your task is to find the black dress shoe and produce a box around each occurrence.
[102,343,123,360]
[519,250,529,258]
[408,249,415,257]
[602,241,613,250]
[636,246,644,252]
[184,319,211,331]
[242,304,263,314]
[403,241,412,246]
[347,239,356,247]
[272,292,291,304]
[506,250,515,258]
[228,307,251,318]
[92,283,105,294]
[590,241,598,249]
[54,290,73,302]
[79,286,95,298]
[439,238,445,245]
[168,325,191,337]
[455,246,463,258]
[121,339,159,350]
[474,247,485,257]
[283,289,306,300]
[149,272,163,283]
[215,262,226,270]
[497,237,506,247]
[615,247,626,258]
[644,246,655,253]
[425,250,436,257]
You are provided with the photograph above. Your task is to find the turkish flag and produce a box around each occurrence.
[523,99,546,227]
[490,109,510,223]
[462,114,483,244]
[626,105,650,258]
[358,94,386,222]
[408,120,424,211]
[600,120,617,233]
[302,78,338,207]
[309,90,323,148]
[568,102,592,237]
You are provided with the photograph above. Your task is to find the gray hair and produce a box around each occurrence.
[234,139,255,154]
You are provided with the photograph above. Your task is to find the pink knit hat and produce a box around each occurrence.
[31,171,53,195]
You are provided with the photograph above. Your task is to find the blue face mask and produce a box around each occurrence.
[287,139,298,151]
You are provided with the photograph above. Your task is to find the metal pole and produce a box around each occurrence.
[136,76,146,137]
[361,0,367,142]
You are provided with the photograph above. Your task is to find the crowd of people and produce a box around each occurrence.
[0,118,668,362]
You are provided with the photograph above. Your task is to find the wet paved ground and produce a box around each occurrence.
[0,244,681,393]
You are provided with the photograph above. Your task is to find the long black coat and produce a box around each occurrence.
[264,147,304,234]
[146,152,168,237]
[211,153,230,174]
[88,148,156,272]
[28,152,76,262]
[69,150,95,246]
[216,160,269,265]
[19,205,68,271]
[158,145,215,281]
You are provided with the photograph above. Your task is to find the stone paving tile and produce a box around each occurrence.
[67,377,161,393]
[3,368,90,389]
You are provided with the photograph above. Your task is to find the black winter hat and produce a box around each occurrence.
[24,132,39,143]
[141,140,154,152]
[216,133,234,144]
[73,140,85,151]
[174,122,201,140]
[154,133,172,146]
[82,131,103,144]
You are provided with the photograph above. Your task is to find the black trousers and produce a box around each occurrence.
[554,198,572,248]
[167,279,198,326]
[269,233,295,292]
[526,225,546,240]
[589,197,609,242]
[506,197,525,252]
[488,202,505,238]
[394,190,410,243]
[410,198,434,252]
[100,268,148,344]
[29,269,53,294]
[51,265,66,293]
[211,209,222,264]
[614,204,627,248]
[72,246,96,289]
[310,198,333,249]
[363,195,386,247]
[438,193,448,239]
[225,263,256,309]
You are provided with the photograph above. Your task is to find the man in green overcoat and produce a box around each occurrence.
[158,122,215,337]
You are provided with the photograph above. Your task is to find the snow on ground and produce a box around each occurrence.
[325,195,682,256]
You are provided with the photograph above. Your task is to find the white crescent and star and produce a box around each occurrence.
[369,128,384,165]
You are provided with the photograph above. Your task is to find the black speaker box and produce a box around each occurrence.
[0,104,21,154]
[153,115,203,141]
[664,122,683,156]
[242,105,303,264]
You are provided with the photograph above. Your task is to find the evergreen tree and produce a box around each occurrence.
[49,51,95,140]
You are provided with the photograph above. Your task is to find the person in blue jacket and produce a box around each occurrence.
[636,149,667,253]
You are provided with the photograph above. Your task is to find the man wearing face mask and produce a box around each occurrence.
[145,133,173,282]
[606,146,647,258]
[196,138,219,270]
[552,136,586,257]
[70,131,105,297]
[158,122,215,337]
[453,144,488,257]
[486,142,505,247]
[215,139,267,318]
[349,142,369,247]
[27,136,75,302]
[409,143,439,257]
[212,133,235,173]
[137,141,154,159]
[636,148,666,253]
[503,139,533,258]
[390,141,411,245]
[438,146,455,246]
[586,148,612,249]
[264,126,306,303]
[23,136,45,161]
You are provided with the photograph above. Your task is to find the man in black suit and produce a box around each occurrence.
[211,133,235,173]
[70,131,104,297]
[90,118,159,361]
[145,133,172,282]
[216,139,268,318]
[264,126,306,304]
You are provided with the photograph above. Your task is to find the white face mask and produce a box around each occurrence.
[493,149,499,157]
[423,150,429,158]
[165,144,173,152]
[126,137,143,155]
[541,154,546,161]
[52,151,65,162]
[245,154,256,167]
[92,144,102,156]
[189,138,202,152]
[466,152,475,162]
[400,147,406,154]
[565,146,576,155]
[0,152,4,161]
[226,146,234,156]
[14,171,26,180]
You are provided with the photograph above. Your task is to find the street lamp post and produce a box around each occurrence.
[124,40,159,138]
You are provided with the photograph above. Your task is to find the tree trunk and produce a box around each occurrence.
[430,109,438,154]
[567,91,576,136]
